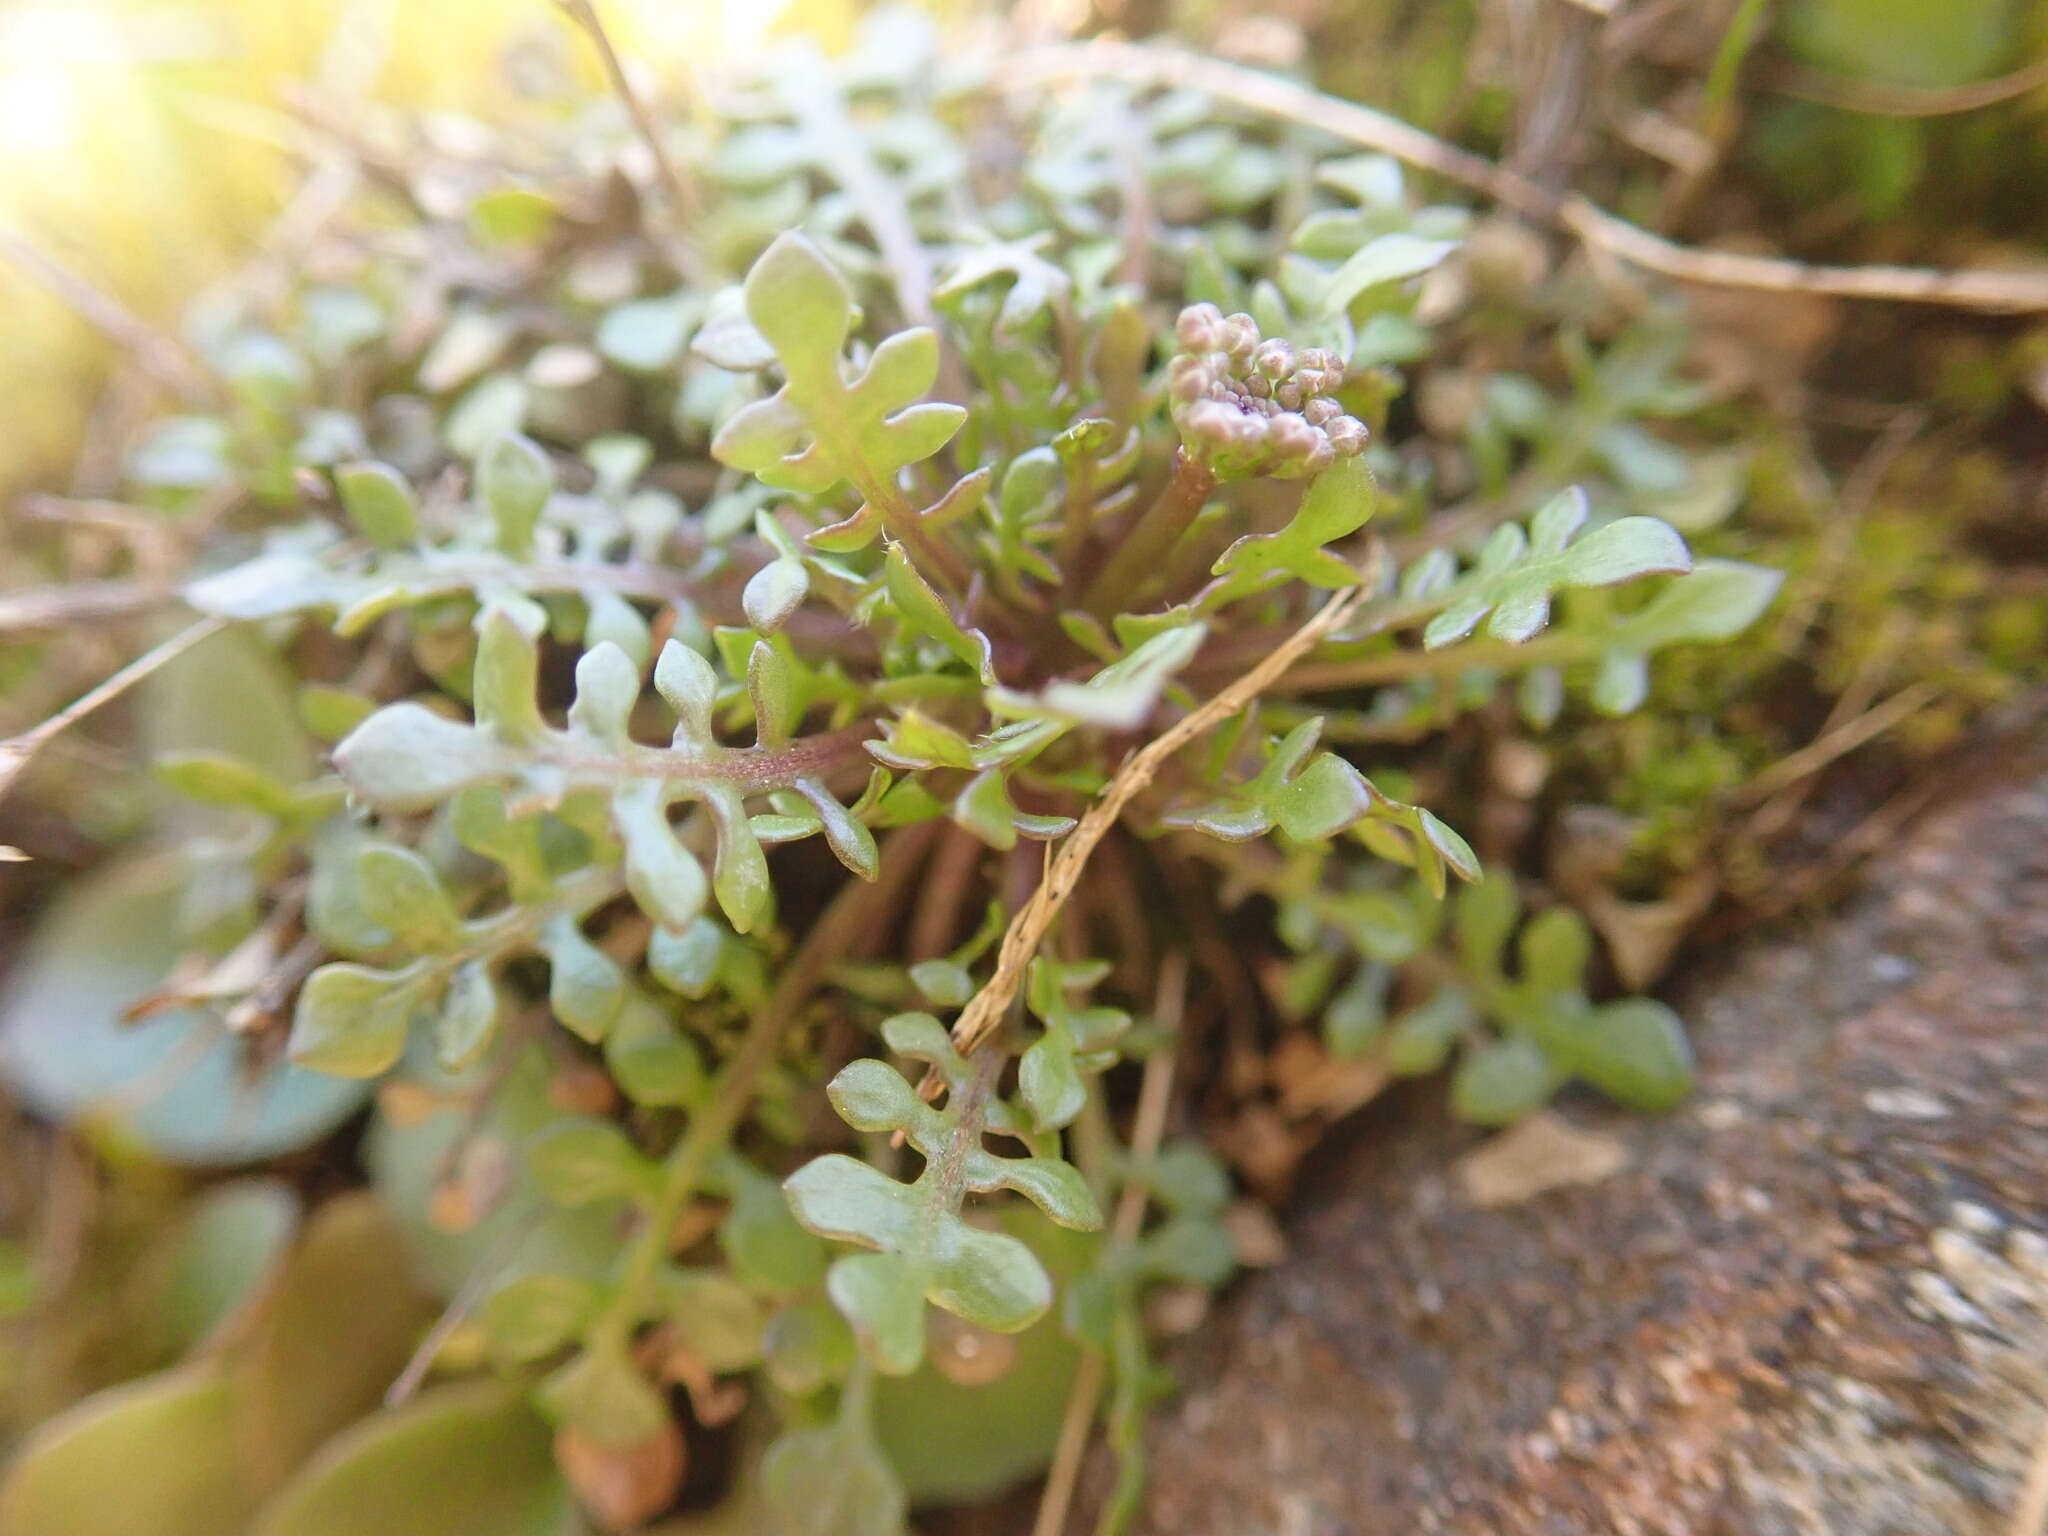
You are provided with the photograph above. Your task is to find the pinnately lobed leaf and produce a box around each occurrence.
[8,27,1805,1528]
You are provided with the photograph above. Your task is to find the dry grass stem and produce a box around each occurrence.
[1015,43,2048,314]
[942,582,1368,1067]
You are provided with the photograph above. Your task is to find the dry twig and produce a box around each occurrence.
[0,579,176,635]
[0,618,227,805]
[941,581,1367,1068]
[385,1210,542,1407]
[1767,53,2048,119]
[1740,682,1939,806]
[555,0,707,282]
[0,228,211,399]
[1012,43,2048,314]
[1032,952,1188,1536]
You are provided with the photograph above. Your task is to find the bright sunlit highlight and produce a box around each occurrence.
[0,7,132,170]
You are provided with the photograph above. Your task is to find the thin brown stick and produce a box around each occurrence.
[1766,54,2048,119]
[0,580,176,634]
[1036,1352,1106,1536]
[1737,681,1939,805]
[1558,197,2048,311]
[555,0,707,278]
[942,582,1367,1066]
[909,823,988,960]
[1743,616,1906,844]
[0,618,227,804]
[585,823,941,1357]
[1110,955,1186,1246]
[1011,43,2048,315]
[557,0,700,218]
[17,493,174,539]
[0,228,211,399]
[1153,841,1269,1094]
[1773,410,1927,655]
[1032,952,1188,1536]
[386,1209,542,1407]
[1748,776,1944,922]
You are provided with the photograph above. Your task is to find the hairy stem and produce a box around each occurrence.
[538,722,878,795]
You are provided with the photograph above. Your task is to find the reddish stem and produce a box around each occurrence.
[1081,449,1218,617]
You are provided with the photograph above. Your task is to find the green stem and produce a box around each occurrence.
[1055,457,1100,590]
[586,823,940,1350]
[1703,0,1771,127]
[397,866,624,1004]
[908,1047,1003,1262]
[1083,451,1218,617]
[1273,631,1591,693]
[535,721,877,794]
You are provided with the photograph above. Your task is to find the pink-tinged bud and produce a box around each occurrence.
[1221,313,1259,358]
[1182,399,1238,448]
[1298,348,1334,377]
[1169,359,1213,403]
[1302,438,1336,476]
[1253,339,1294,380]
[1176,303,1225,351]
[1269,412,1317,457]
[1274,382,1303,411]
[1327,415,1368,456]
[1245,373,1271,399]
[1303,397,1339,427]
[1310,354,1350,390]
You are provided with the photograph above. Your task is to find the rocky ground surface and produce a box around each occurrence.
[1107,700,2048,1535]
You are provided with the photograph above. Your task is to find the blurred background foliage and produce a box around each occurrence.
[6,0,2047,555]
[0,0,868,503]
[8,0,2048,510]
[0,0,2043,1526]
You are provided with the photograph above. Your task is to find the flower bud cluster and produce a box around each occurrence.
[1168,304,1369,479]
